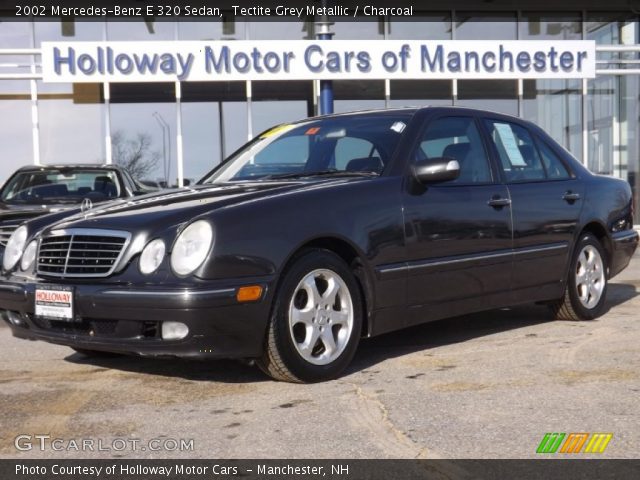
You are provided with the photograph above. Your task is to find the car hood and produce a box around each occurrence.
[40,180,356,234]
[0,201,76,221]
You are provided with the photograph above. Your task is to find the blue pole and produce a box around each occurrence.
[316,15,334,115]
[319,80,333,115]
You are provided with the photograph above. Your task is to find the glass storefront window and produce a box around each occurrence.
[518,13,581,40]
[333,80,385,114]
[389,80,452,108]
[110,102,176,185]
[333,21,384,40]
[523,79,582,160]
[38,85,105,166]
[586,16,639,223]
[107,20,176,41]
[587,76,616,175]
[0,20,33,94]
[387,15,452,40]
[334,99,386,114]
[0,15,639,223]
[455,14,518,115]
[181,102,222,182]
[221,102,248,159]
[178,20,231,40]
[455,13,517,40]
[35,19,104,43]
[181,82,247,163]
[248,21,309,40]
[0,95,32,182]
[457,80,518,115]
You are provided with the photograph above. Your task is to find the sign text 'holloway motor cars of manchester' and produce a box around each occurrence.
[0,107,637,382]
[41,40,597,83]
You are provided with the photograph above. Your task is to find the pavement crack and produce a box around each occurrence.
[348,383,440,459]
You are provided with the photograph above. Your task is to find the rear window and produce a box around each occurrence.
[1,169,120,204]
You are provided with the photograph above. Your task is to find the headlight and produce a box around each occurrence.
[3,226,28,271]
[139,239,166,275]
[170,221,214,276]
[20,240,38,272]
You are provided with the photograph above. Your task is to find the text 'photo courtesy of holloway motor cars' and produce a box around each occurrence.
[0,107,637,383]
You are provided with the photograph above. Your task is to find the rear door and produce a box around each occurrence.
[482,118,584,301]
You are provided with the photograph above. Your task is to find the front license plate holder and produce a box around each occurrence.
[35,285,75,321]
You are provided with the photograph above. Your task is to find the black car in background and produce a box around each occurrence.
[0,164,151,250]
[0,108,637,383]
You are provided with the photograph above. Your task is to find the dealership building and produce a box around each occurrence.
[1,1,639,224]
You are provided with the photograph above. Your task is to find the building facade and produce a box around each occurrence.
[1,8,639,222]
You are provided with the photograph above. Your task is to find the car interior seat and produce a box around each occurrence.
[345,157,384,173]
[33,183,69,197]
[93,176,118,198]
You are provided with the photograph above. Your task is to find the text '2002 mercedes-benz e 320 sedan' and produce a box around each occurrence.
[1,107,637,382]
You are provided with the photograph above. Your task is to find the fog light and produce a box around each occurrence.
[161,321,189,340]
[5,311,23,326]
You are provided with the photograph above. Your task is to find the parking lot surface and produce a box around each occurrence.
[1,253,638,459]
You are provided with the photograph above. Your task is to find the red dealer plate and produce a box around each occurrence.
[35,286,74,321]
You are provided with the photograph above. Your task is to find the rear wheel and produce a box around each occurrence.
[551,233,608,321]
[257,249,363,383]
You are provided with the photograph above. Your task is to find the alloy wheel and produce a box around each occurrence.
[288,269,354,366]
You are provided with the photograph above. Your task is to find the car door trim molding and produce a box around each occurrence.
[377,242,568,278]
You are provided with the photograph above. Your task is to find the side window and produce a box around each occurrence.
[535,137,571,180]
[484,120,545,182]
[417,116,492,184]
[334,137,379,170]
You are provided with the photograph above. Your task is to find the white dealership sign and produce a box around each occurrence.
[42,40,596,83]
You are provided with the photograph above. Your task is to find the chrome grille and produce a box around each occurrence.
[0,223,21,247]
[37,229,131,278]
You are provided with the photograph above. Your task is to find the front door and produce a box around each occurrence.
[402,115,513,323]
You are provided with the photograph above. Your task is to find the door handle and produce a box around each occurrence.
[563,192,581,202]
[487,197,511,208]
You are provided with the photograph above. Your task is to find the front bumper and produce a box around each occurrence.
[0,276,274,359]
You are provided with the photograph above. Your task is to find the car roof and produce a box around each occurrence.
[16,164,123,172]
[312,105,523,121]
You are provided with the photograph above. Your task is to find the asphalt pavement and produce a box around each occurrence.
[0,253,638,459]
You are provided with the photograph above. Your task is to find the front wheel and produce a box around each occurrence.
[257,249,363,383]
[551,233,608,321]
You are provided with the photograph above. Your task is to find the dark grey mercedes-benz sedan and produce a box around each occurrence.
[0,164,153,250]
[0,107,637,382]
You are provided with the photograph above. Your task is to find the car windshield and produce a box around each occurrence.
[201,114,412,184]
[1,169,120,204]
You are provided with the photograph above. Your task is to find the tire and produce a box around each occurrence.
[550,233,608,321]
[257,249,363,383]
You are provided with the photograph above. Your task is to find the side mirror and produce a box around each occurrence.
[412,157,460,184]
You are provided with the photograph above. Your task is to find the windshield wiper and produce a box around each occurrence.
[263,169,379,180]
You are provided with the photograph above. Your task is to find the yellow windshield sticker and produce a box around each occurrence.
[260,124,296,139]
